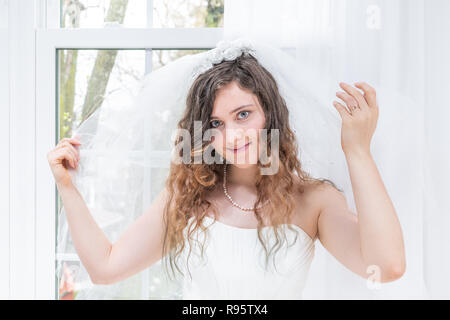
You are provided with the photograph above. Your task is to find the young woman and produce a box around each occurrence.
[47,39,406,299]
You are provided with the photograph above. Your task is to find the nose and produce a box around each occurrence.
[225,127,245,149]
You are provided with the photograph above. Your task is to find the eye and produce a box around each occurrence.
[237,111,250,120]
[210,119,222,128]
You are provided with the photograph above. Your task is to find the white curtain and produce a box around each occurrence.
[224,0,450,299]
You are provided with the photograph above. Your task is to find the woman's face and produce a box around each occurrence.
[209,81,266,168]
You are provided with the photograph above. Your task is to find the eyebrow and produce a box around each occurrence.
[210,104,254,120]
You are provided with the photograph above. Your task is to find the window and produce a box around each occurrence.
[60,0,224,28]
[35,0,224,299]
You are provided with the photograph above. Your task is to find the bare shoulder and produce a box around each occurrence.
[304,179,347,214]
[291,177,344,240]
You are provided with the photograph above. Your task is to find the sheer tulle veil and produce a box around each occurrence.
[56,37,421,299]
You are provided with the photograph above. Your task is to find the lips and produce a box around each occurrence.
[228,142,251,152]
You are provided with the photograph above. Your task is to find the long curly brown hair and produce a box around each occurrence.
[160,51,340,281]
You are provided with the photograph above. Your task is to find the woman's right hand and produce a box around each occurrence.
[47,137,82,187]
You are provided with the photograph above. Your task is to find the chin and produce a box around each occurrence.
[225,162,258,169]
[220,150,261,168]
[216,145,260,168]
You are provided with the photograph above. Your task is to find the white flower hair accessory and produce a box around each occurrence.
[190,38,257,82]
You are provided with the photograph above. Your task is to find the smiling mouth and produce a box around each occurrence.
[227,142,251,153]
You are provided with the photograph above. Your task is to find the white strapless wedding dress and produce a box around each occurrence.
[180,216,315,300]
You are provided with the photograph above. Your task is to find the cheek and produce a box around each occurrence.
[247,113,266,142]
[211,133,224,151]
[251,112,266,129]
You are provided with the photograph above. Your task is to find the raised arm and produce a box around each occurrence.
[322,81,406,283]
[56,181,170,285]
[48,136,171,285]
[98,187,170,285]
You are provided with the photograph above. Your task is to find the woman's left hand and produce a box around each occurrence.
[333,81,379,156]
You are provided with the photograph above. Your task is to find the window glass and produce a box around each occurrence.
[56,48,207,299]
[60,0,224,28]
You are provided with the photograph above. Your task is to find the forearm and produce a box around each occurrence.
[344,150,406,276]
[57,181,112,283]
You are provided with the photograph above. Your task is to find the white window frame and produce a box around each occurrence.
[33,1,224,299]
[0,0,11,300]
[3,0,41,300]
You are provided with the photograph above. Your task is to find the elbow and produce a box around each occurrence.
[90,269,113,285]
[91,246,114,285]
[390,263,406,280]
[91,269,123,285]
[91,274,110,285]
[383,261,406,283]
[91,277,108,285]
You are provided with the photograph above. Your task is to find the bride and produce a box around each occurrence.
[46,38,406,299]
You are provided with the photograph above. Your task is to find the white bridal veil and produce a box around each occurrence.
[56,37,424,299]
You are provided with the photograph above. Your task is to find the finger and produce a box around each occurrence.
[336,91,359,110]
[354,82,377,107]
[58,137,82,147]
[58,137,73,145]
[55,143,78,161]
[64,150,78,169]
[67,156,75,169]
[68,141,82,157]
[339,82,369,109]
[333,101,352,119]
[70,136,83,145]
[69,148,79,165]
[62,145,78,164]
[55,148,76,168]
[59,142,80,160]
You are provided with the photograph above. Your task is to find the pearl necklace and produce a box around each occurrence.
[222,164,268,211]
